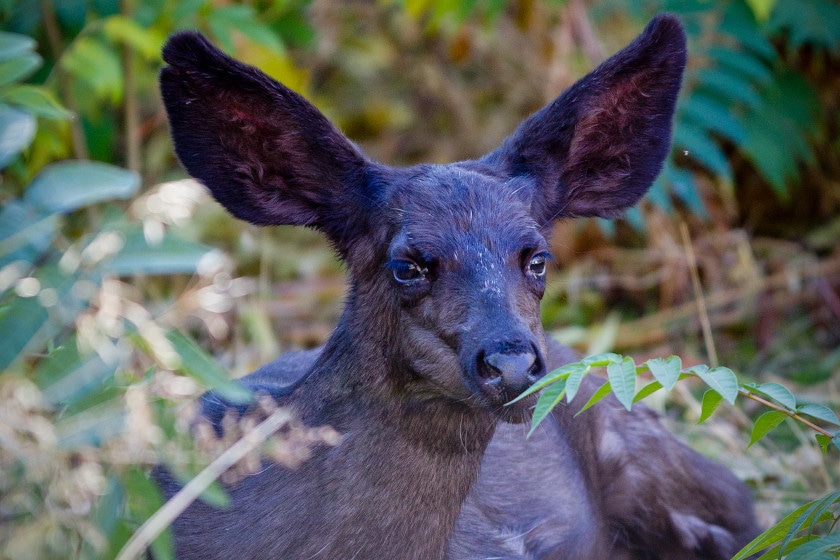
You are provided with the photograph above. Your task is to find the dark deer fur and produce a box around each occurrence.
[155,15,759,559]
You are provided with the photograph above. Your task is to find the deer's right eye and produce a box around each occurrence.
[391,260,427,283]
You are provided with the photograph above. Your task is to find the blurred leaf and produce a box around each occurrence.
[0,200,58,267]
[744,382,797,411]
[575,380,613,416]
[706,47,772,85]
[633,380,663,403]
[607,357,636,411]
[0,51,41,86]
[673,123,732,179]
[164,329,252,404]
[694,68,762,107]
[60,35,123,104]
[1,85,71,119]
[719,2,778,61]
[745,0,776,21]
[645,355,682,391]
[35,342,121,407]
[782,532,840,559]
[797,404,840,427]
[0,105,36,168]
[699,389,724,423]
[690,365,739,404]
[0,31,36,61]
[582,352,622,367]
[207,5,284,54]
[25,161,139,213]
[767,0,840,48]
[124,467,173,560]
[104,229,214,276]
[103,15,165,60]
[748,410,787,447]
[680,94,746,144]
[55,399,126,448]
[0,263,78,372]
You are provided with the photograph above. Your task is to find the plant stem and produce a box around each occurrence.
[738,389,836,439]
[115,407,293,560]
[680,222,718,368]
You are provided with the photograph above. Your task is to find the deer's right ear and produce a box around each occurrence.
[160,32,376,252]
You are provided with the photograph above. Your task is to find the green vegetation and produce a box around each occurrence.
[1,1,838,558]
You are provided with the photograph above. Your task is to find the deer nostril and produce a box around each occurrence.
[481,350,543,394]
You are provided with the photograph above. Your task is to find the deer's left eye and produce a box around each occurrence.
[391,260,428,283]
[527,253,549,278]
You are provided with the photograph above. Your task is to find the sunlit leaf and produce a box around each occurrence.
[0,31,36,61]
[607,357,636,411]
[165,329,252,404]
[797,404,840,427]
[575,381,613,416]
[698,389,724,423]
[0,52,41,86]
[633,381,663,403]
[0,105,36,168]
[745,382,797,411]
[645,356,682,391]
[692,366,739,405]
[104,229,214,276]
[103,15,165,60]
[1,85,71,119]
[564,362,588,402]
[582,353,622,367]
[748,410,787,447]
[25,161,139,213]
[528,378,566,437]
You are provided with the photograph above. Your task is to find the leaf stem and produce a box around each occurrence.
[737,389,835,439]
[115,407,293,560]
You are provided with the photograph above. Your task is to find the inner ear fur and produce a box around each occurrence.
[484,14,687,223]
[160,31,376,250]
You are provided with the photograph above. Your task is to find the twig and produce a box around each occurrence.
[39,0,89,160]
[738,389,836,439]
[115,407,293,560]
[680,222,718,367]
[121,0,141,173]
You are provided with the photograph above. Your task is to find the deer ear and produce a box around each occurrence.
[484,15,687,223]
[160,32,376,252]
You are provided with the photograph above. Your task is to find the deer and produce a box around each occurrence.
[155,14,760,559]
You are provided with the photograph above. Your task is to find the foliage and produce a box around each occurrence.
[510,352,840,558]
[0,1,838,559]
[0,30,253,560]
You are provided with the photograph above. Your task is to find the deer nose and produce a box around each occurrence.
[482,349,543,395]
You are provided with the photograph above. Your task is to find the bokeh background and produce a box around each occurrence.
[1,0,838,558]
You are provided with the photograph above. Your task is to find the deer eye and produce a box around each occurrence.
[391,260,428,283]
[527,253,549,278]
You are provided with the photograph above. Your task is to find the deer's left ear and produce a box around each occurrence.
[484,14,687,223]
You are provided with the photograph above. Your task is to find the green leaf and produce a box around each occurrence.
[104,228,214,276]
[0,200,59,266]
[692,366,739,405]
[745,382,797,411]
[0,105,36,168]
[748,410,787,447]
[55,399,127,448]
[508,362,587,405]
[164,329,252,404]
[673,123,733,179]
[754,535,822,560]
[607,357,636,411]
[680,94,746,144]
[563,362,588,402]
[0,52,41,86]
[698,389,724,423]
[0,32,36,61]
[783,533,840,560]
[103,15,165,60]
[575,381,612,416]
[123,467,173,560]
[694,67,762,107]
[25,161,140,213]
[36,342,121,407]
[797,404,840,427]
[633,380,663,403]
[1,85,71,119]
[744,0,776,21]
[706,47,773,85]
[582,352,622,367]
[528,378,566,436]
[645,356,682,391]
[731,493,840,559]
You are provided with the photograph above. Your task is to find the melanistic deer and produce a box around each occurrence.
[155,14,759,559]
